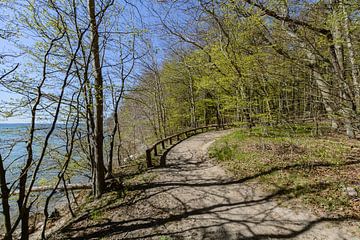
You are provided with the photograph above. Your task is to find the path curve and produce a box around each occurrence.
[59,130,360,240]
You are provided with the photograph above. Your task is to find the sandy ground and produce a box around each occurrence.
[54,130,360,240]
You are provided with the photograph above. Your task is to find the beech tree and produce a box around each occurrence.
[88,0,106,198]
[117,0,360,139]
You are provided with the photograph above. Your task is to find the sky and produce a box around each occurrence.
[0,0,173,123]
[0,1,27,123]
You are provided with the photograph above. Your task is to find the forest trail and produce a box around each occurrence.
[57,130,360,240]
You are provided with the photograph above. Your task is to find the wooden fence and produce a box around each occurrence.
[145,124,234,168]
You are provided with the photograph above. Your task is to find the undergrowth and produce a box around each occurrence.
[210,123,360,217]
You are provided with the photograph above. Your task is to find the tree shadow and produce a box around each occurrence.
[128,158,360,191]
[52,144,360,239]
[58,183,359,239]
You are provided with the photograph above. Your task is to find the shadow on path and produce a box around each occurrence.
[54,131,360,240]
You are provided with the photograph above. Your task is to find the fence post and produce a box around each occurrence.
[146,149,153,168]
[154,145,158,156]
[145,124,236,170]
[160,154,166,167]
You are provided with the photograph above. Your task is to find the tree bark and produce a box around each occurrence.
[88,0,105,198]
[0,154,12,240]
[21,208,30,240]
[342,1,359,107]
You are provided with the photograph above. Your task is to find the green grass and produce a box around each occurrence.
[90,210,103,221]
[210,124,360,217]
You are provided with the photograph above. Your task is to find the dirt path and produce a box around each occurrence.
[57,130,360,240]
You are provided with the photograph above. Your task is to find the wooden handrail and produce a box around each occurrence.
[145,123,234,168]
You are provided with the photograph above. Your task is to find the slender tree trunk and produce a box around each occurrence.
[342,1,359,108]
[189,78,197,128]
[21,208,30,240]
[235,88,241,122]
[108,91,124,177]
[329,0,355,137]
[88,0,105,198]
[184,65,197,127]
[216,99,222,127]
[0,154,12,240]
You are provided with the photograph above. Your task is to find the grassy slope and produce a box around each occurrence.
[210,124,360,217]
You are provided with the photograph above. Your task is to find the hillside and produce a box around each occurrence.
[40,129,360,240]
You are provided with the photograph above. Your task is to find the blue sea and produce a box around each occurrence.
[0,123,79,183]
[0,123,89,228]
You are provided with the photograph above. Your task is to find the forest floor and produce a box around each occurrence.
[48,129,360,240]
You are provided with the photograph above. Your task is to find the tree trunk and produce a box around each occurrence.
[189,77,197,128]
[342,1,359,108]
[20,208,30,240]
[329,0,355,137]
[0,154,12,240]
[88,0,105,198]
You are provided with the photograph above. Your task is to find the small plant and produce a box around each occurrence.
[210,141,234,161]
[90,210,103,221]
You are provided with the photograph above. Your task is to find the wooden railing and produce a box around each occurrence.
[145,124,234,168]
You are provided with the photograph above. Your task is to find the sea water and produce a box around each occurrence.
[0,123,89,230]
